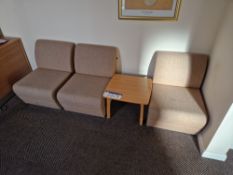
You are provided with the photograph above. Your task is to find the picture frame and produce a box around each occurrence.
[118,0,182,21]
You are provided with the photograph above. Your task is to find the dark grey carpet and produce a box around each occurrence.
[0,97,232,175]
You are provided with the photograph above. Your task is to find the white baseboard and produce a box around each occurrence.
[202,151,227,161]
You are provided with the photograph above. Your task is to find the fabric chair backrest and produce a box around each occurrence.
[35,39,74,72]
[74,43,118,77]
[153,51,208,88]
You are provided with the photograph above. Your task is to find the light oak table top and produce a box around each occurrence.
[105,74,153,125]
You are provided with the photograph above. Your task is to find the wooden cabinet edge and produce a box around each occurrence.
[18,39,32,71]
[0,37,32,100]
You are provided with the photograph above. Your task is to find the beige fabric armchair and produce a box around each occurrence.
[146,51,208,134]
[13,39,75,109]
[57,44,118,117]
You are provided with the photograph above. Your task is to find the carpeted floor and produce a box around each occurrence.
[0,97,232,175]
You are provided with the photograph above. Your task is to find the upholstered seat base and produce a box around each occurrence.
[57,74,109,117]
[147,84,207,135]
[13,68,71,109]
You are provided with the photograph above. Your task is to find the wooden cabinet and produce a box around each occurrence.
[0,38,32,99]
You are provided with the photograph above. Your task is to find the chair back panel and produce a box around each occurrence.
[153,51,208,88]
[35,39,74,72]
[74,43,118,77]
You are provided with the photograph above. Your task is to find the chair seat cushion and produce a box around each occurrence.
[57,73,110,117]
[147,84,207,134]
[13,68,71,109]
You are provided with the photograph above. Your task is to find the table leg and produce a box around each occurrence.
[139,104,144,126]
[106,98,111,119]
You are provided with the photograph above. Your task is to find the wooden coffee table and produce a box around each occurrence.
[104,74,152,125]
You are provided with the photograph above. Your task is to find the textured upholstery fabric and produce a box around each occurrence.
[148,51,208,134]
[57,74,109,117]
[74,44,117,77]
[153,51,208,88]
[13,68,71,109]
[147,84,207,134]
[35,39,74,72]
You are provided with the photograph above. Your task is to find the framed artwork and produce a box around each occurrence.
[118,0,182,20]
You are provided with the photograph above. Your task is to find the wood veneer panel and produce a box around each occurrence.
[0,38,32,99]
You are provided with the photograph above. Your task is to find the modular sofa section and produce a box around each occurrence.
[147,51,208,134]
[57,43,118,117]
[13,39,75,109]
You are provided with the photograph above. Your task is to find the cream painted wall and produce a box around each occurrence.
[202,104,233,161]
[199,1,233,159]
[0,0,228,75]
